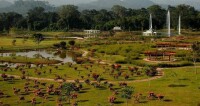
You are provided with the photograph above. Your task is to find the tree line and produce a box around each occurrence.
[0,4,200,32]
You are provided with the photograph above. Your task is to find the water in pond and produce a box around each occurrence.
[0,50,75,67]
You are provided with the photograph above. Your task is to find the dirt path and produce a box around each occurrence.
[82,50,112,65]
[82,50,88,57]
[72,50,165,83]
[0,68,164,84]
[1,50,165,84]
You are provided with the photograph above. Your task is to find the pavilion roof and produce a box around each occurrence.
[144,51,176,56]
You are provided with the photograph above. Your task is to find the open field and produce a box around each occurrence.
[0,31,200,106]
[0,66,200,106]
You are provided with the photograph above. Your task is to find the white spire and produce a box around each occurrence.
[167,10,171,37]
[178,15,181,35]
[149,14,153,31]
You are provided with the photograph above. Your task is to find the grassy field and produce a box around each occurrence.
[0,37,53,51]
[0,32,200,106]
[0,63,149,81]
[133,66,200,106]
[0,66,200,106]
[0,37,79,51]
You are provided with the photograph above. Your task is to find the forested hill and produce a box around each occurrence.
[1,0,200,15]
[0,0,12,8]
[78,0,155,10]
[0,0,55,15]
[0,0,154,14]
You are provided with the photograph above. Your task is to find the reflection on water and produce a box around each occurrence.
[0,50,75,67]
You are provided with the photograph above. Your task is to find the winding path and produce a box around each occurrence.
[1,50,165,84]
[0,68,164,84]
[82,50,89,57]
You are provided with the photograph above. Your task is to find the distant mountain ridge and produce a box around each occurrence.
[150,0,200,10]
[0,0,199,15]
[0,0,55,15]
[0,0,12,8]
[78,0,155,10]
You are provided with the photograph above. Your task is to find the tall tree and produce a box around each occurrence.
[111,5,127,18]
[27,7,47,30]
[58,5,80,30]
[80,9,98,29]
[1,12,23,32]
[175,4,198,29]
[147,5,166,30]
[32,33,44,46]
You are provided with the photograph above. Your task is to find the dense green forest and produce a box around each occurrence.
[0,4,200,32]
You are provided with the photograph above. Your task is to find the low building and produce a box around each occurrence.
[84,30,100,34]
[143,29,157,36]
[113,26,122,31]
[84,30,100,38]
[143,14,157,36]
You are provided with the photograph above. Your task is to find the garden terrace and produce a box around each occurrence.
[144,51,176,61]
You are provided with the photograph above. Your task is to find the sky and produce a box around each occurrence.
[150,0,200,5]
[4,0,96,5]
[3,0,200,6]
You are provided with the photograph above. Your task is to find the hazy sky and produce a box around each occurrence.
[4,0,200,6]
[150,0,200,4]
[6,0,96,5]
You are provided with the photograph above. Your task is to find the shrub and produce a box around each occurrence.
[32,33,44,44]
[60,41,67,49]
[53,41,67,49]
[12,40,16,46]
[115,60,127,64]
[144,66,157,77]
[69,40,75,46]
[53,43,60,48]
[74,58,85,64]
[132,60,193,68]
[157,61,193,68]
[99,50,105,53]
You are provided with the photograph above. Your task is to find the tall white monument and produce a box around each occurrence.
[149,14,153,32]
[143,14,157,36]
[167,10,171,37]
[178,15,181,35]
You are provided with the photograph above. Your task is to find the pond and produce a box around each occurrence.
[0,50,76,67]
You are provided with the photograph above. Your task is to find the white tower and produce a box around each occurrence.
[167,10,171,37]
[149,14,153,31]
[178,15,181,35]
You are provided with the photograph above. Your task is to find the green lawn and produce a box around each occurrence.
[0,66,200,106]
[0,37,76,51]
[0,38,46,51]
[132,66,200,106]
[0,63,149,81]
[0,34,200,106]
